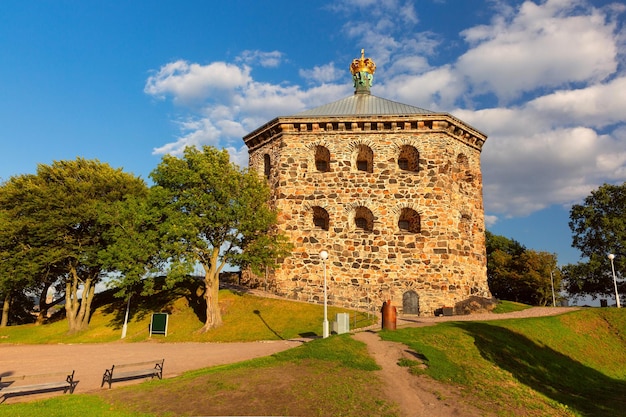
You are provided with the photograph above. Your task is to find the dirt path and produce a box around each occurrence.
[0,306,580,409]
[351,306,581,417]
[353,330,489,417]
[0,339,302,403]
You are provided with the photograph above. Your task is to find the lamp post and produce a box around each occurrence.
[550,269,556,307]
[121,293,131,339]
[608,254,621,308]
[320,250,329,338]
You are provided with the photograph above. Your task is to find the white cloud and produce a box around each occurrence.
[146,58,349,158]
[145,60,251,105]
[457,0,619,101]
[484,214,499,227]
[226,145,250,168]
[146,0,626,223]
[299,63,343,84]
[236,50,284,68]
[528,76,626,128]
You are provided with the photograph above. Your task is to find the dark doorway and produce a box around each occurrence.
[403,291,420,315]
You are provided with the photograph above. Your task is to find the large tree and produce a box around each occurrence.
[565,183,626,300]
[150,146,291,332]
[97,193,164,298]
[486,231,561,305]
[0,159,147,332]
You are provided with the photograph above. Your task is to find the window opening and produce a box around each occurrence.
[355,144,373,173]
[315,146,330,172]
[398,208,420,233]
[354,206,374,231]
[312,206,329,231]
[398,145,419,172]
[263,154,271,179]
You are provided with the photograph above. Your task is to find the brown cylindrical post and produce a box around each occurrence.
[381,300,397,330]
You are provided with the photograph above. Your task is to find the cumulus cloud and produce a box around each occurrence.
[146,0,626,223]
[145,60,251,105]
[299,63,343,84]
[457,0,619,101]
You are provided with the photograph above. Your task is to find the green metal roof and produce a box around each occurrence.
[292,93,438,117]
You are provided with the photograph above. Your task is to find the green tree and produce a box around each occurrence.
[565,183,626,300]
[486,231,561,305]
[0,178,52,326]
[97,192,164,298]
[150,146,291,332]
[0,159,147,332]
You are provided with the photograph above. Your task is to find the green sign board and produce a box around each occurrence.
[150,313,169,337]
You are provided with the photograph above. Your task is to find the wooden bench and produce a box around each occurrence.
[101,359,164,389]
[0,370,77,403]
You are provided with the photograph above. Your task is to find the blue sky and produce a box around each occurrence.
[2,0,625,267]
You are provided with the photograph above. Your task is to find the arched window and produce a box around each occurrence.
[263,154,271,179]
[355,144,373,173]
[315,145,330,172]
[398,208,420,233]
[312,206,329,231]
[354,206,374,231]
[457,153,469,167]
[398,145,419,172]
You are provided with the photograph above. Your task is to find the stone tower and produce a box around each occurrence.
[242,50,491,316]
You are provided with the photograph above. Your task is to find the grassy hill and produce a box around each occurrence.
[1,288,624,416]
[0,282,375,343]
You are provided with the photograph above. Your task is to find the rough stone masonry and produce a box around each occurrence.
[241,50,491,316]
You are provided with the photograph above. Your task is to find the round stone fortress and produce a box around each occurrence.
[241,50,491,316]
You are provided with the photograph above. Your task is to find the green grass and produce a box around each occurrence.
[492,299,532,314]
[0,285,376,344]
[0,336,395,417]
[381,308,626,417]
[0,395,157,417]
[2,287,625,416]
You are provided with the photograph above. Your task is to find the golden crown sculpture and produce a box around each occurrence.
[350,49,376,75]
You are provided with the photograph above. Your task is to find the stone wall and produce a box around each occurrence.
[243,115,491,316]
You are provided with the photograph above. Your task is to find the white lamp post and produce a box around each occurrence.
[550,269,556,307]
[121,294,131,339]
[608,254,621,308]
[320,250,329,338]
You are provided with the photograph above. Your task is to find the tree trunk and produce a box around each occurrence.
[35,282,52,325]
[1,292,11,327]
[199,249,223,332]
[78,278,95,330]
[65,272,80,333]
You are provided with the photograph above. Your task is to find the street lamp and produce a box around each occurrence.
[608,254,621,308]
[320,250,329,338]
[550,269,556,307]
[121,293,131,339]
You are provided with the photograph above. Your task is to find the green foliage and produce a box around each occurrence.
[382,309,626,416]
[0,158,147,331]
[149,146,291,331]
[486,231,561,306]
[566,182,626,299]
[97,193,165,299]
